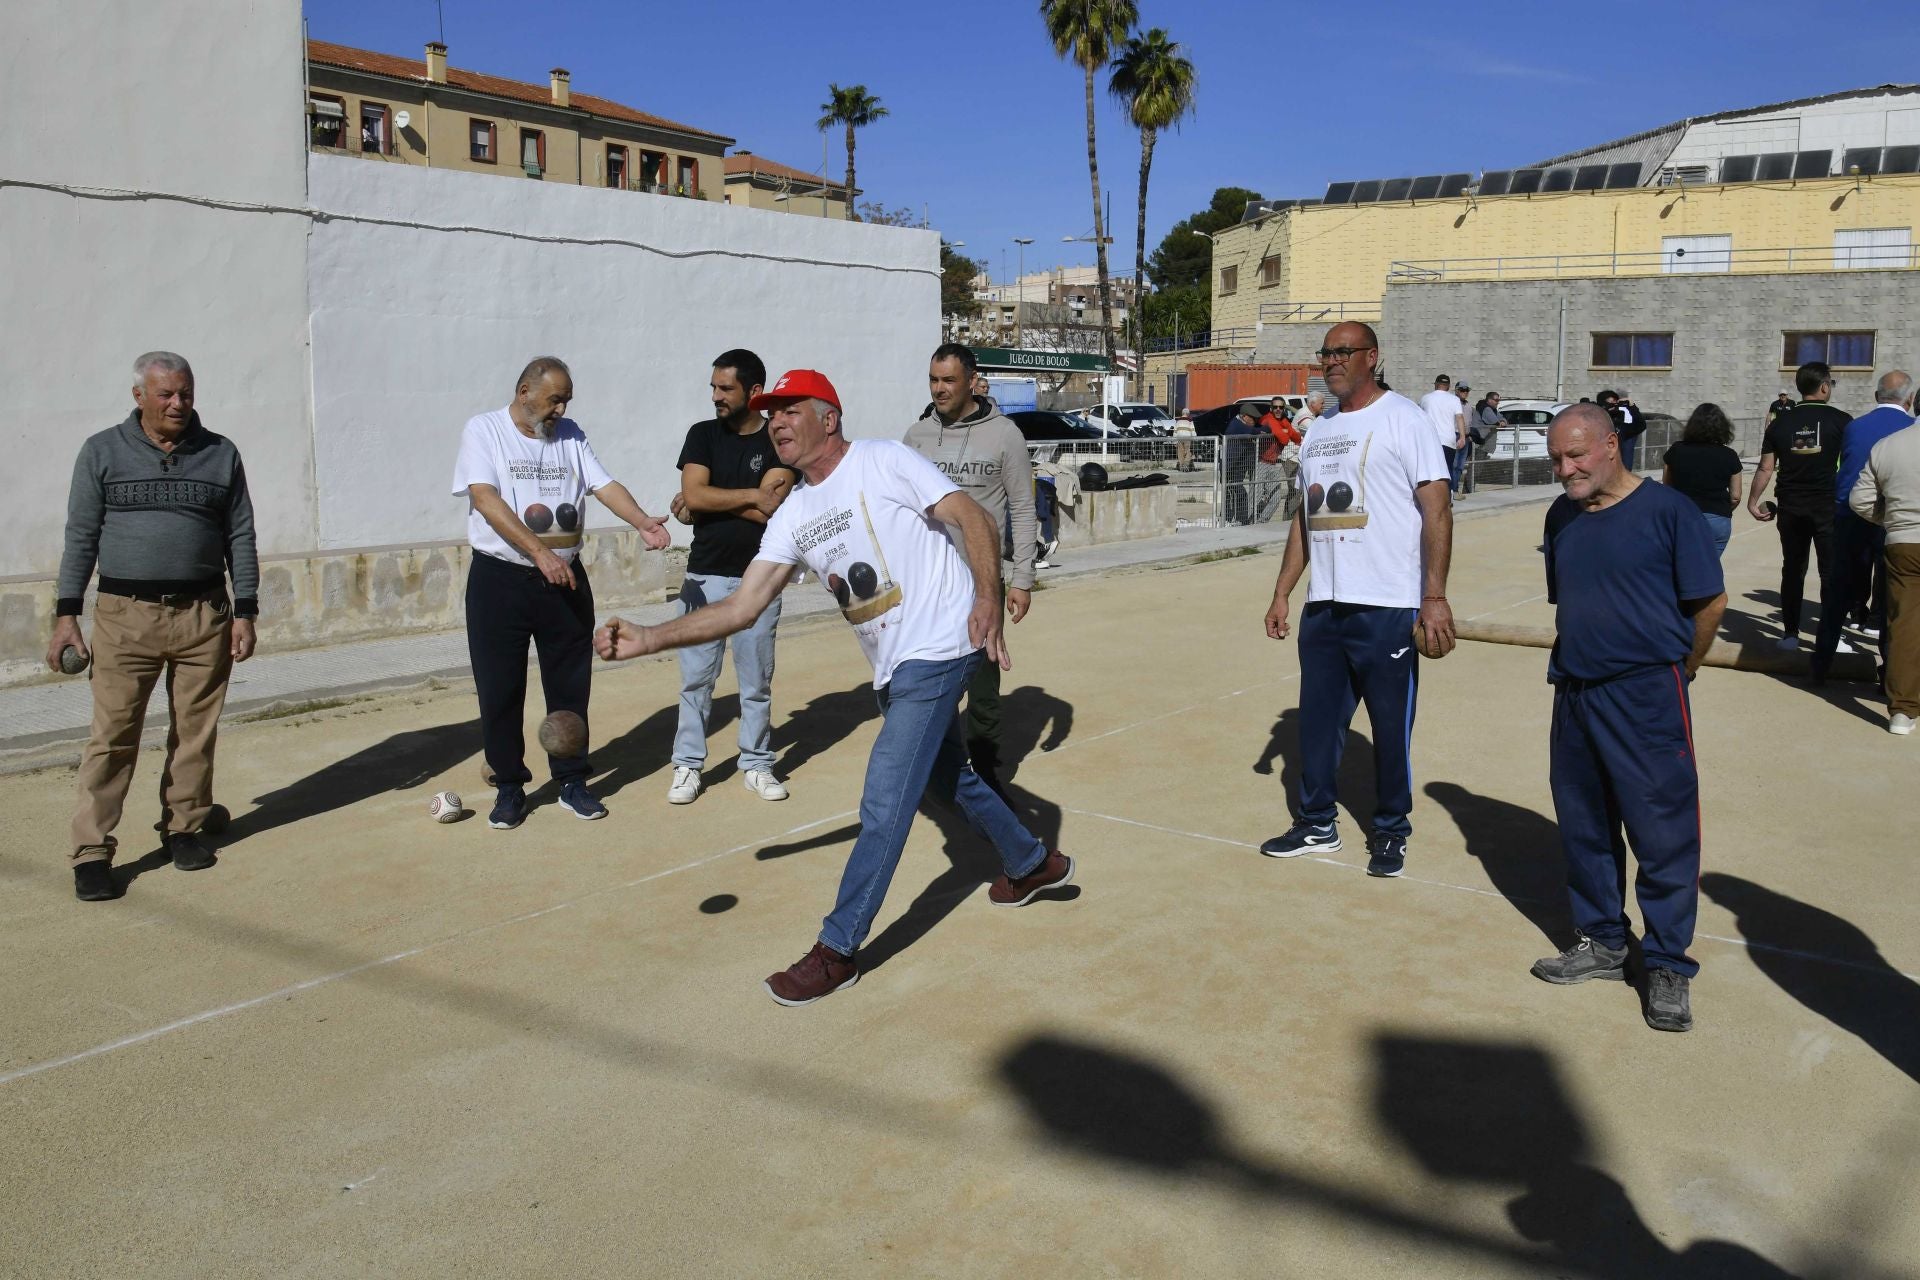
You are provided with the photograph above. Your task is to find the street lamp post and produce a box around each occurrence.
[1064,232,1118,434]
[1013,237,1033,348]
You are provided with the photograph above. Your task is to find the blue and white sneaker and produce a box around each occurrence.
[488,784,528,830]
[1367,833,1407,878]
[558,780,608,820]
[1260,821,1341,858]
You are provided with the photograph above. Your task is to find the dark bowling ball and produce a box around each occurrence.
[537,710,588,758]
[827,573,850,607]
[1307,483,1326,514]
[556,502,579,532]
[847,562,879,599]
[1327,481,1354,512]
[524,503,554,533]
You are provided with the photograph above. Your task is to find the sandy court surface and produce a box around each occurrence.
[2,504,1915,1278]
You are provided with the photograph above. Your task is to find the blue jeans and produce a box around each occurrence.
[1701,512,1732,558]
[673,573,782,773]
[1036,478,1056,544]
[820,653,1047,955]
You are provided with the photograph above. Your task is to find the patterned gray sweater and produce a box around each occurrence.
[56,412,259,617]
[901,397,1038,590]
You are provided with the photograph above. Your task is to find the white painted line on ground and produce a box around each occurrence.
[1062,805,1920,983]
[0,809,858,1089]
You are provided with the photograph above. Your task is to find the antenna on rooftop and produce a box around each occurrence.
[435,0,446,44]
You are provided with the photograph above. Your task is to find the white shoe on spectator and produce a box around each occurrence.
[743,769,789,801]
[1891,713,1916,736]
[668,766,703,804]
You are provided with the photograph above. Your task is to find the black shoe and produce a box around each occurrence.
[1644,967,1693,1032]
[1259,820,1341,858]
[1366,832,1407,878]
[74,861,120,901]
[1531,935,1629,984]
[167,832,217,871]
[489,784,528,830]
[968,738,1008,800]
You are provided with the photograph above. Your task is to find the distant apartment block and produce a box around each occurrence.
[721,152,856,218]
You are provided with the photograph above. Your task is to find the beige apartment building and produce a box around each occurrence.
[721,153,856,218]
[305,39,732,198]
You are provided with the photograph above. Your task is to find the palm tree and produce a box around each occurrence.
[817,85,888,222]
[1041,0,1138,362]
[1110,28,1196,366]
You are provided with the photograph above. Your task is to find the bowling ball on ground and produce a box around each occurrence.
[1327,481,1354,512]
[1307,483,1326,514]
[827,573,850,607]
[847,562,879,599]
[556,503,579,532]
[537,710,588,758]
[524,504,555,533]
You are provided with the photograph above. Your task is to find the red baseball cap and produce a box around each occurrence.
[749,369,841,412]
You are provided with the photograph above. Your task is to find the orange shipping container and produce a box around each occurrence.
[1187,363,1312,411]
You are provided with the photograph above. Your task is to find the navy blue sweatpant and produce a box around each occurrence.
[1297,601,1420,840]
[1549,665,1701,976]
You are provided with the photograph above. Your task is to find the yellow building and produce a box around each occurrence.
[305,40,732,198]
[721,153,856,218]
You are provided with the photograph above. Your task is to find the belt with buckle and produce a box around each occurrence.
[99,584,226,609]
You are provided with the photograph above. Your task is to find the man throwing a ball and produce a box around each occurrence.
[595,370,1071,1006]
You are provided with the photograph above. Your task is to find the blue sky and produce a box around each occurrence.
[306,0,1909,282]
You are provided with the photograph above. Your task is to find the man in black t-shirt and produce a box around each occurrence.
[665,349,799,805]
[1748,361,1851,649]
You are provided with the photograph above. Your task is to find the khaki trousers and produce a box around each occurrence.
[70,593,233,865]
[1887,544,1920,718]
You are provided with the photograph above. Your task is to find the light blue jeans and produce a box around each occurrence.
[820,652,1047,956]
[1701,512,1732,558]
[673,573,782,773]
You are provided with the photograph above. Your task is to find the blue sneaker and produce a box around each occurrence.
[1259,820,1341,858]
[1366,833,1407,878]
[488,784,527,830]
[558,780,607,820]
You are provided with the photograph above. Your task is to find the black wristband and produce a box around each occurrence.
[56,597,84,617]
[233,597,259,619]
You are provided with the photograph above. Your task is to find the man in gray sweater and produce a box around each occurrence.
[50,352,259,901]
[902,343,1037,795]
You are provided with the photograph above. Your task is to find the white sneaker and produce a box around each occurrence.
[1042,538,1059,560]
[1834,637,1858,655]
[667,766,703,804]
[1891,713,1917,736]
[1775,636,1801,652]
[743,769,789,801]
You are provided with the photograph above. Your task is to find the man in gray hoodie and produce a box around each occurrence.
[902,343,1037,795]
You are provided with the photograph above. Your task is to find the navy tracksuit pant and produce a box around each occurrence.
[1297,602,1419,840]
[1549,664,1700,976]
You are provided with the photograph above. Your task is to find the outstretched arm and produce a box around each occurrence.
[596,558,789,660]
[594,481,671,550]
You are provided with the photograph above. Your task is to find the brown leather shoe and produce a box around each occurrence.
[989,851,1074,907]
[765,941,860,1007]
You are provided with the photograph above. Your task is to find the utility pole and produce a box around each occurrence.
[1014,237,1033,349]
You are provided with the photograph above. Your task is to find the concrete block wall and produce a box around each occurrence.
[1056,486,1178,548]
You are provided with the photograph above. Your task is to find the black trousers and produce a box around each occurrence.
[1776,504,1835,636]
[466,551,594,786]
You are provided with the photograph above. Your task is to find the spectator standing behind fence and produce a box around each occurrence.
[1815,370,1914,683]
[1469,391,1507,494]
[1748,361,1851,653]
[1597,390,1647,472]
[1419,374,1467,501]
[1223,403,1264,525]
[1294,391,1327,435]
[1660,404,1745,557]
[1849,410,1920,735]
[53,352,259,902]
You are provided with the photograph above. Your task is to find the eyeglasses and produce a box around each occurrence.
[1315,345,1376,362]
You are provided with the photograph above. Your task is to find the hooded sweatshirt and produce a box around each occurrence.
[901,396,1038,590]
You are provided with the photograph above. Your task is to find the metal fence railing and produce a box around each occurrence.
[1389,244,1920,283]
[1257,300,1383,324]
[1457,415,1767,493]
[1025,435,1299,531]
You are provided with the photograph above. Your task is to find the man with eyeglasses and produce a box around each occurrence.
[1748,361,1852,652]
[1260,323,1456,878]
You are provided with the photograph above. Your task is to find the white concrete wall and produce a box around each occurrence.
[308,156,941,551]
[0,0,316,576]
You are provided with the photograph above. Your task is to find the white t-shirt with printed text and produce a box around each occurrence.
[1418,388,1463,450]
[1298,391,1450,608]
[755,439,973,688]
[451,408,613,565]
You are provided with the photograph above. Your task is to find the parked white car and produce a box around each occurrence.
[1476,399,1568,460]
[1084,402,1175,436]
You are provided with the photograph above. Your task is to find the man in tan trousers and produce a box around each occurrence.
[50,352,259,900]
[1850,415,1920,736]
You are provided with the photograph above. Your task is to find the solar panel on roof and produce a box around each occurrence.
[1476,170,1513,196]
[1882,145,1920,174]
[1509,168,1544,194]
[1323,180,1357,204]
[1757,152,1795,181]
[1409,175,1442,200]
[1792,149,1832,179]
[1604,162,1643,189]
[1840,147,1880,176]
[1718,154,1758,183]
[1572,164,1608,191]
[1352,179,1382,203]
[1380,177,1413,201]
[1541,167,1574,192]
[1438,173,1472,198]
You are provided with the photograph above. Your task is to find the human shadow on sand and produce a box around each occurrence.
[580,697,735,804]
[216,718,480,846]
[1251,706,1377,836]
[1701,873,1920,1086]
[1424,781,1572,947]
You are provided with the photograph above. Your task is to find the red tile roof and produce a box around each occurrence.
[305,39,732,145]
[723,153,852,193]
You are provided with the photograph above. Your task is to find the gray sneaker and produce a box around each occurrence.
[1530,935,1628,985]
[1644,967,1693,1032]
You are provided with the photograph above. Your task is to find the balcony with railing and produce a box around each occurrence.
[1143,326,1256,354]
[1388,242,1920,283]
[1256,300,1383,323]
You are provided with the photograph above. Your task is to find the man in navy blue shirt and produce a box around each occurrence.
[1533,404,1726,1033]
[1813,369,1913,680]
